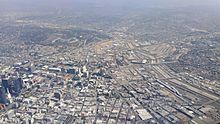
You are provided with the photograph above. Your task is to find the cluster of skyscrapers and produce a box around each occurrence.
[0,74,23,106]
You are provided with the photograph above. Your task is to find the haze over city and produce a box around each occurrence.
[0,0,220,124]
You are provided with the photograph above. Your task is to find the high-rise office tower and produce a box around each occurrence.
[11,77,23,96]
[0,86,7,104]
[2,78,9,93]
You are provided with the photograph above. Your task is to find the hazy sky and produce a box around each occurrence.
[1,0,220,11]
